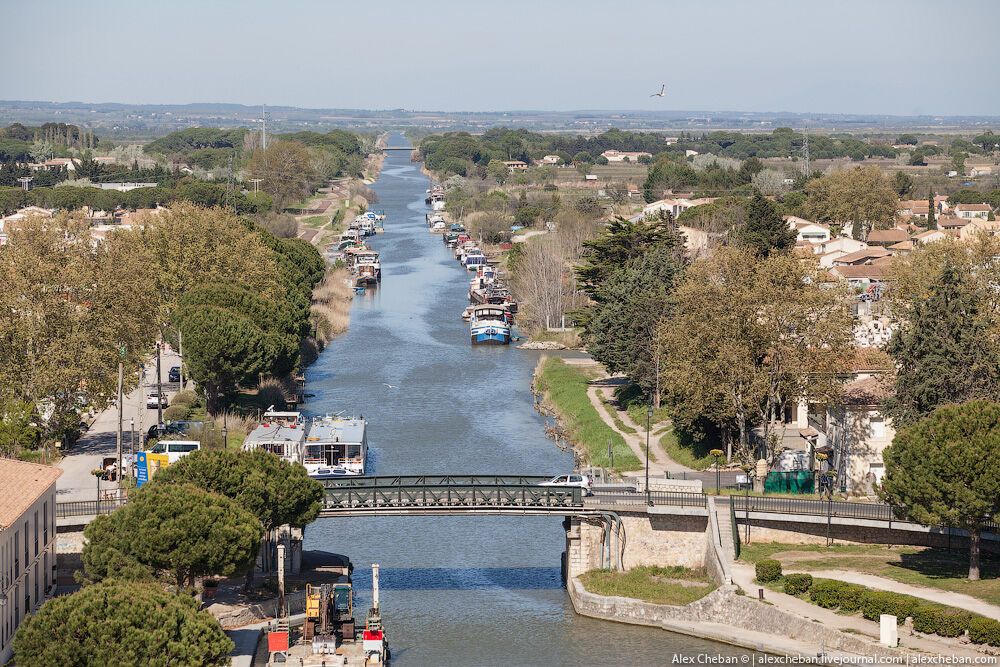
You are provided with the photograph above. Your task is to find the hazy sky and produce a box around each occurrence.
[2,0,998,116]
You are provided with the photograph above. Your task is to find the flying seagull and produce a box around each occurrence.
[383,383,397,389]
[650,84,666,98]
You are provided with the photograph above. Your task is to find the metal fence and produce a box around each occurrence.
[56,498,128,518]
[729,495,897,521]
[593,490,707,508]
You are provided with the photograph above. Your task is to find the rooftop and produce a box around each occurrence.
[244,423,305,445]
[867,228,910,245]
[305,416,366,444]
[0,459,62,530]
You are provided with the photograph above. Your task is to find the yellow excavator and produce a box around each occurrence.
[304,581,355,649]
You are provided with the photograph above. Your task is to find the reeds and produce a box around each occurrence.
[310,266,353,346]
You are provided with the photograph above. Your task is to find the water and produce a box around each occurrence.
[304,136,744,665]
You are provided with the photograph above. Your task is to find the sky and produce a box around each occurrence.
[2,0,998,117]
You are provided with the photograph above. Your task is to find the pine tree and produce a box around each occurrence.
[732,190,797,257]
[886,264,1000,426]
[927,189,936,229]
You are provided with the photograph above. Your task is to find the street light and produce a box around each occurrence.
[645,406,653,506]
[741,464,753,544]
[710,449,724,495]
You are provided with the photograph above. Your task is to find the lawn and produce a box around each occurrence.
[595,389,638,435]
[613,383,670,427]
[534,357,641,472]
[659,427,718,470]
[739,542,1000,606]
[579,566,716,606]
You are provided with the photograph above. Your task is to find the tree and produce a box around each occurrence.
[750,168,788,196]
[0,400,39,457]
[803,166,898,240]
[926,188,936,229]
[731,190,797,257]
[83,482,262,591]
[246,140,316,207]
[576,216,680,299]
[893,171,913,197]
[737,157,764,184]
[486,159,508,185]
[658,248,852,464]
[880,401,1000,580]
[13,579,233,666]
[885,263,1000,427]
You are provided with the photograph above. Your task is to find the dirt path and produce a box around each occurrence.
[585,377,692,477]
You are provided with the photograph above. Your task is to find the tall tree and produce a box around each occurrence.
[246,139,317,207]
[803,165,898,240]
[880,401,1000,580]
[82,482,263,591]
[15,580,233,666]
[486,159,508,185]
[731,190,797,256]
[575,215,681,300]
[658,248,852,463]
[885,263,1000,427]
[926,188,936,229]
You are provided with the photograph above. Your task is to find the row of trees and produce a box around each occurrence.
[14,449,323,664]
[0,204,324,454]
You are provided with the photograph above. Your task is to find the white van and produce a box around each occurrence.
[149,439,200,463]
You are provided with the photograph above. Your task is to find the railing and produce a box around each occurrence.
[323,482,581,511]
[730,500,741,559]
[591,491,707,508]
[730,495,896,521]
[321,475,553,489]
[56,498,128,518]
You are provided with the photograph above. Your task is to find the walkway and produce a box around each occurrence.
[729,562,988,657]
[56,350,180,502]
[584,376,692,477]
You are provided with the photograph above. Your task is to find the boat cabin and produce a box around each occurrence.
[303,416,368,476]
[242,418,305,465]
[470,304,510,323]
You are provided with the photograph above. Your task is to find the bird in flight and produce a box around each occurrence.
[383,383,397,389]
[650,84,666,98]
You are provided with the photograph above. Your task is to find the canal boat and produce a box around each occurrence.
[430,219,447,233]
[464,252,487,271]
[242,409,306,465]
[469,304,512,345]
[303,415,368,477]
[354,249,381,284]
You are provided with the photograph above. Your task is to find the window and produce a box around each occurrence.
[43,501,49,545]
[14,530,19,578]
[34,510,39,557]
[23,521,28,566]
[869,416,886,439]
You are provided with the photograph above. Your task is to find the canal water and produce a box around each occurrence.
[304,136,744,665]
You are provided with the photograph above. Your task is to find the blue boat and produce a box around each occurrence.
[469,304,511,345]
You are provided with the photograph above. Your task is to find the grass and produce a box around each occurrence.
[595,389,638,435]
[535,357,641,472]
[738,542,1000,607]
[614,383,670,426]
[659,427,717,470]
[527,327,582,347]
[300,214,330,229]
[579,566,716,606]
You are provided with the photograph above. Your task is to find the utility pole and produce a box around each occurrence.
[156,342,163,425]
[261,105,267,150]
[802,127,810,177]
[178,329,184,390]
[116,345,125,484]
[137,362,144,443]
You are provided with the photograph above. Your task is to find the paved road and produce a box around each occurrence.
[56,350,181,502]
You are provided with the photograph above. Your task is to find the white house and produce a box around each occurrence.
[642,196,715,219]
[786,216,831,243]
[959,217,1000,240]
[912,229,947,245]
[954,203,992,220]
[0,460,61,664]
[538,155,561,165]
[600,150,651,163]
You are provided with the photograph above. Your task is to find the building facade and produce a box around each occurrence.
[0,460,61,664]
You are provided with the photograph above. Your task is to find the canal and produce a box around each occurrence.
[304,136,743,665]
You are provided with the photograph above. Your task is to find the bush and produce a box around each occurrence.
[911,604,974,638]
[170,390,197,407]
[162,405,191,422]
[969,617,1000,646]
[859,590,918,623]
[809,580,866,611]
[755,559,782,583]
[782,573,813,596]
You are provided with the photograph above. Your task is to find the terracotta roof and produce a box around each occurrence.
[830,264,886,280]
[956,203,991,212]
[835,246,890,265]
[842,348,893,373]
[888,240,913,251]
[938,216,968,228]
[842,376,892,405]
[0,459,61,530]
[867,228,910,244]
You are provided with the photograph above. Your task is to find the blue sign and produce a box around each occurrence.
[136,451,149,488]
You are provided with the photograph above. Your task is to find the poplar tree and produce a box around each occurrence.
[927,189,936,229]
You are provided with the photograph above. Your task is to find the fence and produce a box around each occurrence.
[56,498,128,518]
[595,490,707,509]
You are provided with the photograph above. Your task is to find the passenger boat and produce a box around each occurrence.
[430,219,447,233]
[242,409,306,465]
[303,415,368,477]
[354,249,381,284]
[469,304,512,345]
[464,252,487,271]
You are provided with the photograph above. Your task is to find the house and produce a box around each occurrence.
[600,150,652,163]
[29,158,76,172]
[828,263,886,290]
[92,156,117,165]
[954,203,992,220]
[685,150,699,157]
[94,182,158,192]
[959,217,1000,240]
[912,229,947,245]
[538,155,561,165]
[832,246,891,267]
[812,236,868,256]
[785,216,830,243]
[502,160,528,173]
[937,215,969,232]
[887,240,913,254]
[968,164,993,178]
[641,196,715,219]
[827,374,895,495]
[866,228,910,247]
[0,459,62,664]
[897,199,930,219]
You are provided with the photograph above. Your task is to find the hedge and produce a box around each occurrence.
[910,604,974,638]
[755,559,782,583]
[969,617,1000,646]
[859,590,918,624]
[170,390,197,407]
[162,405,191,422]
[783,573,813,596]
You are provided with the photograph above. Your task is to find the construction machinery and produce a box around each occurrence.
[304,580,355,653]
[362,564,390,663]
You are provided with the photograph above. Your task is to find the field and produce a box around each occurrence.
[579,566,716,606]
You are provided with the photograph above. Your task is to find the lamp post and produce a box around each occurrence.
[221,411,229,450]
[710,449,724,495]
[742,464,753,544]
[645,406,653,506]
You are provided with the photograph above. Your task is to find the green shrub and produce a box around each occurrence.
[755,559,782,583]
[922,607,973,638]
[859,590,918,623]
[170,390,197,407]
[782,573,813,596]
[809,579,866,611]
[162,405,191,422]
[968,617,1000,646]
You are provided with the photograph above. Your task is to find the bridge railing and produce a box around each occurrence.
[324,483,581,510]
[592,491,707,508]
[321,475,553,489]
[730,495,895,521]
[56,498,128,518]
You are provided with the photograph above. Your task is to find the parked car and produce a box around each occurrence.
[144,420,201,446]
[168,366,181,382]
[145,391,168,409]
[539,473,593,496]
[148,439,200,463]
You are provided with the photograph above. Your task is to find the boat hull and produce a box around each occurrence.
[470,323,511,345]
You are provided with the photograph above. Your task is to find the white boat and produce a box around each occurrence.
[430,219,447,232]
[303,415,368,476]
[242,409,306,465]
[469,304,512,345]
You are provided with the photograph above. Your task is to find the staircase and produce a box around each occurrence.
[715,499,738,563]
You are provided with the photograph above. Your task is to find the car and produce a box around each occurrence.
[148,439,200,463]
[146,392,168,409]
[539,473,593,496]
[144,420,201,445]
[168,366,181,382]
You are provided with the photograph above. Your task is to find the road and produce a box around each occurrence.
[56,349,181,502]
